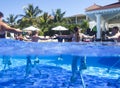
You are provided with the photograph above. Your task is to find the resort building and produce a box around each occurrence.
[86,1,120,39]
[66,14,86,24]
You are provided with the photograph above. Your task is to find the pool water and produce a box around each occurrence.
[0,56,119,78]
[0,39,120,88]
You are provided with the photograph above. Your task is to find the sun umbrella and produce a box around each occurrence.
[52,26,68,31]
[23,26,39,31]
[52,26,68,35]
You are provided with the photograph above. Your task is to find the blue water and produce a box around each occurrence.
[0,39,120,88]
[0,38,120,57]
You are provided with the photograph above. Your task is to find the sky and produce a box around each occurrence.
[0,0,118,18]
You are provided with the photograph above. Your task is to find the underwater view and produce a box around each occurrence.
[0,39,120,88]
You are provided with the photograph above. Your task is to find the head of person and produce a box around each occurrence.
[0,12,4,18]
[74,26,80,33]
[32,31,39,36]
[112,26,119,34]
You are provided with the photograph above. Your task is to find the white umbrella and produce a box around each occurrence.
[52,26,68,35]
[52,26,68,31]
[23,26,39,31]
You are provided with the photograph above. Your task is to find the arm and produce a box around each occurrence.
[55,34,73,39]
[81,33,94,38]
[107,33,120,39]
[1,21,22,33]
[38,36,50,40]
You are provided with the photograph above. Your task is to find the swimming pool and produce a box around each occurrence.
[0,39,120,88]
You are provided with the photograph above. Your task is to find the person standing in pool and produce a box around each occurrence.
[0,11,23,38]
[2,55,12,70]
[55,26,95,42]
[31,31,50,42]
[107,26,120,42]
[71,26,95,42]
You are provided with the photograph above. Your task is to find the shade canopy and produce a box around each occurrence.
[23,26,39,31]
[52,26,68,31]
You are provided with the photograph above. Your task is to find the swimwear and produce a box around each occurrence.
[0,33,5,38]
[0,25,5,38]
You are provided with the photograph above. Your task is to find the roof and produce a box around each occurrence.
[86,2,120,12]
[85,4,102,11]
[67,14,86,18]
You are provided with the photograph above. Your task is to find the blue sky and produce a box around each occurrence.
[0,0,118,18]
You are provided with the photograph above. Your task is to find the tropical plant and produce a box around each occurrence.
[52,9,66,23]
[35,12,53,35]
[22,4,42,18]
[18,4,42,28]
[5,14,18,27]
[80,20,89,33]
[39,12,52,25]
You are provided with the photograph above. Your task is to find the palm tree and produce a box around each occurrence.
[39,12,52,25]
[18,4,42,27]
[80,20,89,33]
[37,12,53,35]
[52,9,66,23]
[22,4,42,18]
[5,14,18,27]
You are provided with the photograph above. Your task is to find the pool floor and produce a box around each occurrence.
[0,58,119,88]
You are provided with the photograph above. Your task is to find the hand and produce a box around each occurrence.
[92,35,95,38]
[26,31,32,35]
[15,28,22,33]
[106,36,110,39]
[93,35,95,38]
